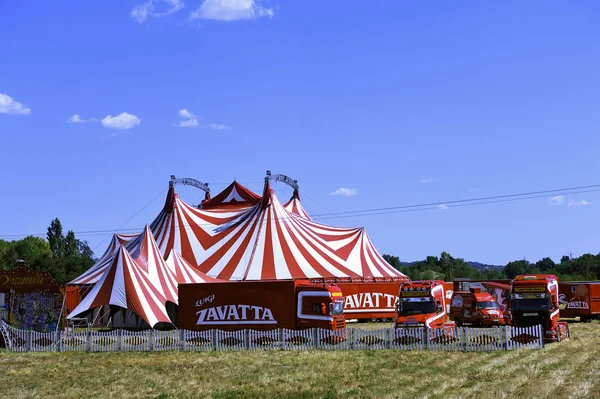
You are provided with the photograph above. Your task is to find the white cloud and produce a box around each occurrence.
[0,93,31,115]
[67,114,98,123]
[179,108,197,119]
[438,204,448,210]
[178,118,199,127]
[329,188,357,197]
[68,114,85,123]
[568,200,592,207]
[548,195,565,206]
[190,0,274,21]
[177,108,200,127]
[209,123,230,130]
[420,178,435,183]
[101,112,141,130]
[131,0,185,23]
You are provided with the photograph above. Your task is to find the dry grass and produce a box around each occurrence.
[1,322,599,399]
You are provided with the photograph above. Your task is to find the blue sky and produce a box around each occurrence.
[1,1,600,265]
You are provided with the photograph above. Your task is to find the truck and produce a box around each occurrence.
[311,278,404,322]
[452,279,512,324]
[559,281,600,322]
[449,287,506,327]
[510,274,568,342]
[177,280,346,331]
[394,280,449,328]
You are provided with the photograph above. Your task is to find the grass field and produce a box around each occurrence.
[1,322,599,399]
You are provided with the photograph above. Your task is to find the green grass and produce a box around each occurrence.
[1,322,599,399]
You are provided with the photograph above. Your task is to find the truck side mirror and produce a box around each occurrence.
[320,303,327,315]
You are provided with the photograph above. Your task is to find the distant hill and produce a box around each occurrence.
[466,261,504,271]
[400,260,504,271]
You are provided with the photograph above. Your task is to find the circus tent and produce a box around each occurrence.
[67,175,406,326]
[72,178,405,282]
[67,227,220,327]
[200,180,261,211]
[69,232,139,285]
[67,246,172,328]
[283,189,311,220]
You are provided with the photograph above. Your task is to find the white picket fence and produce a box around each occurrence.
[0,321,546,353]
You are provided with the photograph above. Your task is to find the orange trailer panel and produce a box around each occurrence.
[336,282,401,320]
[178,280,344,331]
[559,282,600,319]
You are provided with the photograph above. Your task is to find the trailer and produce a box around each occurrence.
[310,278,405,322]
[178,280,346,331]
[559,281,600,322]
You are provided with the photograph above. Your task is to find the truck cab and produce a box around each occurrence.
[296,283,346,330]
[511,274,565,342]
[394,280,448,328]
[449,288,505,327]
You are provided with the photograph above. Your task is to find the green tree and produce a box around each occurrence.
[382,254,402,271]
[0,218,97,284]
[0,236,53,270]
[47,218,65,257]
[535,257,556,272]
[504,259,532,279]
[64,231,78,257]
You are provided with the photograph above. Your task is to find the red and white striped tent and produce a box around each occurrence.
[165,249,220,284]
[200,180,261,211]
[68,177,406,326]
[67,246,172,328]
[70,232,139,285]
[124,179,406,281]
[283,189,311,220]
[67,226,220,327]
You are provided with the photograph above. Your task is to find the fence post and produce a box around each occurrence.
[313,328,318,350]
[54,330,60,352]
[388,328,393,350]
[212,330,218,351]
[244,329,250,350]
[539,325,544,348]
[148,330,153,351]
[117,329,122,351]
[422,327,428,351]
[86,330,91,352]
[278,329,283,351]
[26,329,31,352]
[179,329,185,351]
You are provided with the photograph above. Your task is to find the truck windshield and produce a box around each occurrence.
[399,298,436,316]
[330,301,343,315]
[478,301,499,309]
[512,298,551,311]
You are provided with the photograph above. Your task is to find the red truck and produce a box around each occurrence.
[178,280,346,331]
[511,274,568,342]
[559,281,600,322]
[449,287,506,327]
[394,280,449,328]
[311,278,403,322]
[452,279,512,324]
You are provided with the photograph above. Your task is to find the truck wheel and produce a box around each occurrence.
[455,318,463,327]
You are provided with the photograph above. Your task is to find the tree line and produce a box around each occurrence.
[0,218,95,284]
[383,251,600,282]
